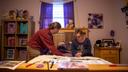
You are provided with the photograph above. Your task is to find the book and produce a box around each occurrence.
[0,61,25,70]
[8,37,15,46]
[19,50,27,60]
[7,49,15,59]
[19,38,27,46]
[20,22,28,34]
[58,61,88,69]
[7,22,16,34]
[27,55,112,70]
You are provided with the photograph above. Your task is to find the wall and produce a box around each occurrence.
[74,0,128,64]
[0,0,127,63]
[113,0,128,64]
[75,0,118,43]
[0,0,40,32]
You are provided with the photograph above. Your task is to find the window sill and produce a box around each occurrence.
[60,28,74,32]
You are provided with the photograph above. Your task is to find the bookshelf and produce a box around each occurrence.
[1,19,34,60]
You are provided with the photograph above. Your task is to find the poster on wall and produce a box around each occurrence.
[88,13,103,29]
[121,0,128,29]
[125,17,128,29]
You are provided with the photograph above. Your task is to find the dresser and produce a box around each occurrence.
[94,47,121,64]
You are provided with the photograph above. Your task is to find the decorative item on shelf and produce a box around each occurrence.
[115,42,121,48]
[30,16,34,22]
[66,19,74,29]
[22,10,29,20]
[16,9,23,20]
[95,40,102,47]
[102,39,115,48]
[8,10,16,20]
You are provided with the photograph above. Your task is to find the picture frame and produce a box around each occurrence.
[88,13,103,29]
[102,39,115,47]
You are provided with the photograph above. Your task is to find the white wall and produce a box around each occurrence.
[0,0,128,63]
[74,0,128,64]
[75,0,119,44]
[113,0,128,64]
[0,0,41,32]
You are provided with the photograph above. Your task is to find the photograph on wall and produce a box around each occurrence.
[125,15,128,29]
[88,13,103,29]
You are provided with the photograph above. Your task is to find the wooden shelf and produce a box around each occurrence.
[60,29,74,32]
[1,19,34,60]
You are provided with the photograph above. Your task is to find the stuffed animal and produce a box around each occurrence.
[66,19,74,29]
[8,10,16,19]
[23,10,29,20]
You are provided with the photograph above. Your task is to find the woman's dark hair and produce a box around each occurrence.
[48,22,61,29]
[76,28,86,35]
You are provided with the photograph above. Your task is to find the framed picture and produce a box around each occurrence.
[88,13,103,29]
[102,39,115,47]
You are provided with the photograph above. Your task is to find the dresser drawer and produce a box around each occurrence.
[94,47,120,63]
[101,56,119,63]
[100,54,118,58]
[100,50,118,55]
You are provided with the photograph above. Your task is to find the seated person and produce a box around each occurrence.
[71,28,92,57]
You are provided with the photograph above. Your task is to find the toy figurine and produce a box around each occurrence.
[23,10,29,20]
[8,10,16,19]
[66,19,74,29]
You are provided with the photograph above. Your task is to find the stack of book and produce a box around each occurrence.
[19,50,27,60]
[7,37,15,46]
[6,49,15,59]
[19,38,27,46]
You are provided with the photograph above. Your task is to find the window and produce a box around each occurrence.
[53,4,64,28]
[40,1,74,29]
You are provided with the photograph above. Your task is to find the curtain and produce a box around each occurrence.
[64,1,74,27]
[40,2,53,29]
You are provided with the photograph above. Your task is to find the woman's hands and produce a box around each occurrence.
[75,52,82,57]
